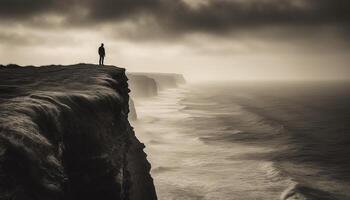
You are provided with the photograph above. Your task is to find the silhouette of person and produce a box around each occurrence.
[98,43,105,65]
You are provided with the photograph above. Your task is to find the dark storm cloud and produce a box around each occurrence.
[160,0,350,32]
[0,0,159,21]
[0,0,56,18]
[87,0,161,21]
[1,0,350,34]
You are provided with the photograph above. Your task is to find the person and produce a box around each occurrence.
[98,43,105,66]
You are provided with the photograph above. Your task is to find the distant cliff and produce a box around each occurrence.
[127,73,186,121]
[129,98,138,121]
[0,64,157,200]
[128,74,158,98]
[129,73,186,91]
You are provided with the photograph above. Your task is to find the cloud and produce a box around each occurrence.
[0,0,56,19]
[0,32,35,45]
[157,0,350,32]
[0,0,349,39]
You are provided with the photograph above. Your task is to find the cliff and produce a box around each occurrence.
[126,73,185,121]
[0,64,157,200]
[128,98,138,121]
[127,75,158,98]
[128,73,186,92]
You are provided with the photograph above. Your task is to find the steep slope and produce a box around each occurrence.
[0,64,157,200]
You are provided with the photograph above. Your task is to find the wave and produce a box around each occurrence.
[281,184,339,200]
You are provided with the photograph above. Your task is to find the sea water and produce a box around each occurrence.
[132,81,350,200]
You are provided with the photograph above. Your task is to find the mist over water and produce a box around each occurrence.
[132,81,350,200]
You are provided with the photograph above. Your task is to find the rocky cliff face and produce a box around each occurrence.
[128,98,138,121]
[127,74,158,98]
[0,64,157,200]
[127,72,186,121]
[129,73,186,91]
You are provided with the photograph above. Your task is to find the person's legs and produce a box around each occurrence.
[102,56,104,65]
[99,56,102,65]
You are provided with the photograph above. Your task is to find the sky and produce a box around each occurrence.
[0,0,350,81]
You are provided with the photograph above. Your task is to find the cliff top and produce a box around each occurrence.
[0,63,126,100]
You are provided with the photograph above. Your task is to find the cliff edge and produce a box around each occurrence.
[0,64,157,200]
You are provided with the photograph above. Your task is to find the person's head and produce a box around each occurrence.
[101,43,104,47]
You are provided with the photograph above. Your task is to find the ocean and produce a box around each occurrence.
[132,81,350,200]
